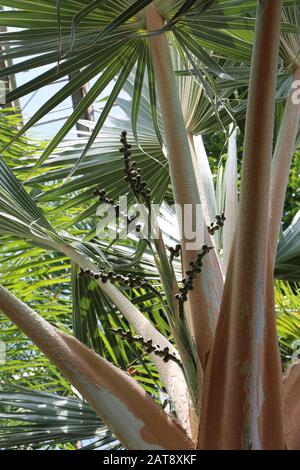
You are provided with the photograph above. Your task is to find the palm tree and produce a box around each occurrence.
[0,0,299,450]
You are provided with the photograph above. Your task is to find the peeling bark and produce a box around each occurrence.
[0,284,193,450]
[198,0,284,449]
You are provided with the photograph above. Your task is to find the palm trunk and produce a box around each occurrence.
[198,0,283,449]
[145,3,220,377]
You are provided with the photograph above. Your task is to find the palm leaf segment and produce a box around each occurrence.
[0,387,120,450]
[0,0,259,170]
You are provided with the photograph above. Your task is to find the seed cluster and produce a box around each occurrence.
[93,187,140,227]
[93,188,120,217]
[79,267,159,292]
[207,213,226,235]
[168,244,181,262]
[111,328,182,366]
[126,213,141,232]
[175,244,213,302]
[119,131,151,204]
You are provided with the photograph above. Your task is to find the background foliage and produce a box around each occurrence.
[0,0,299,449]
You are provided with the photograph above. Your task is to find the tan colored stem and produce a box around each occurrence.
[283,360,300,449]
[269,65,300,267]
[187,132,224,292]
[57,241,192,435]
[0,284,193,450]
[198,0,284,449]
[145,3,220,374]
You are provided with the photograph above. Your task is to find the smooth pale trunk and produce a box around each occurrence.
[198,0,284,449]
[0,284,193,450]
[269,65,300,267]
[145,3,220,373]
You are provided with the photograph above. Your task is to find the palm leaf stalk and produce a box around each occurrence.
[283,359,300,450]
[145,2,221,383]
[198,0,284,449]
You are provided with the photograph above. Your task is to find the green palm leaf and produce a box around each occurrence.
[0,387,120,450]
